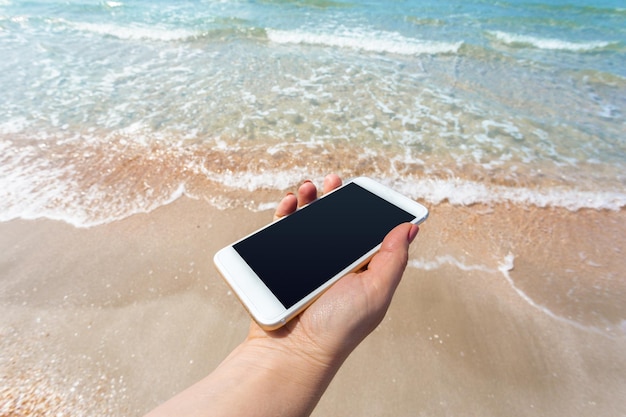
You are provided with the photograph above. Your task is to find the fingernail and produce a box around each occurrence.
[408,224,419,243]
[303,179,313,184]
[286,192,295,196]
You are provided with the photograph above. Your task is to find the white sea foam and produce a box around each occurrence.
[65,20,196,41]
[390,177,626,211]
[0,117,29,134]
[408,255,494,273]
[488,30,613,52]
[2,158,625,229]
[199,166,322,193]
[266,28,462,56]
[199,171,626,211]
[0,156,188,227]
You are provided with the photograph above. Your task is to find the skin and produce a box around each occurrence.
[145,174,419,417]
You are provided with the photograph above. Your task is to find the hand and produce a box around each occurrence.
[145,174,420,417]
[247,174,420,368]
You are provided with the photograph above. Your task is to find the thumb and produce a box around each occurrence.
[361,223,418,304]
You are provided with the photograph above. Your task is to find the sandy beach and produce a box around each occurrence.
[1,195,625,416]
[2,0,625,415]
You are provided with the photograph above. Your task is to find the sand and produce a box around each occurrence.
[1,196,625,416]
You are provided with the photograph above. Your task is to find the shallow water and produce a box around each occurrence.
[1,0,625,226]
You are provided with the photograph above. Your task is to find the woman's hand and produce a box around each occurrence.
[145,174,419,417]
[249,174,419,369]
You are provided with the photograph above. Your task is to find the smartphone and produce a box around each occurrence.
[213,177,429,330]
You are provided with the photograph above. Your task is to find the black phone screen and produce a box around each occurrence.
[233,182,415,309]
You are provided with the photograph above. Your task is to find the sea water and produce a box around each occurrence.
[0,0,625,226]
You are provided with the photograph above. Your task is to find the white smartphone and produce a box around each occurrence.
[213,177,429,330]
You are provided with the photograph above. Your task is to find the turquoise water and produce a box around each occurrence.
[1,0,625,226]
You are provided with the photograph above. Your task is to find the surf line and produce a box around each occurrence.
[408,253,615,338]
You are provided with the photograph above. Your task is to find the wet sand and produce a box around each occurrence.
[1,196,625,416]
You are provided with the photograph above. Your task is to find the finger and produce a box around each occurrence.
[274,175,343,221]
[322,174,342,195]
[273,192,297,221]
[297,180,318,208]
[361,223,417,303]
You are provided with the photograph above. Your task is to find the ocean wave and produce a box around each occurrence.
[194,170,626,212]
[3,164,625,228]
[2,148,626,228]
[528,2,626,17]
[487,30,616,52]
[1,129,625,229]
[266,27,463,56]
[104,1,123,8]
[59,19,198,41]
[392,177,626,212]
[51,17,272,43]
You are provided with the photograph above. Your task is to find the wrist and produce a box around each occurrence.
[236,333,341,384]
[206,336,341,417]
[146,333,341,417]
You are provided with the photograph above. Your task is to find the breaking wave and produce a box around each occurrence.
[487,30,617,52]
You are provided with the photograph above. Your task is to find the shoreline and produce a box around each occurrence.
[1,196,625,416]
[3,134,626,231]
